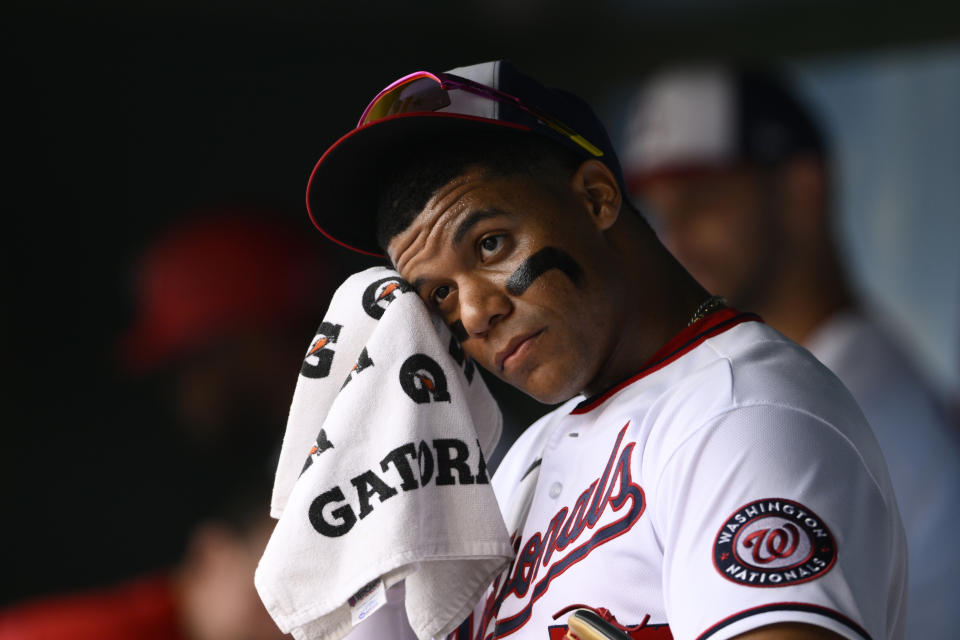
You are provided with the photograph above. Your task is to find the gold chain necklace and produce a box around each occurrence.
[688,295,727,326]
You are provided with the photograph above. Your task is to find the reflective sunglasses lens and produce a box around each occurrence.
[361,77,452,125]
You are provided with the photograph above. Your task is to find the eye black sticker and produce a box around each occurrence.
[448,320,469,342]
[505,247,583,296]
[448,335,475,383]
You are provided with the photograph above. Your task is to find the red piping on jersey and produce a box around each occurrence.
[571,308,761,414]
[695,601,871,640]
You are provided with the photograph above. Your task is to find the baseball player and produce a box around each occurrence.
[302,60,906,640]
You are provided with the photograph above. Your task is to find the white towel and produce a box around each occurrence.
[256,266,513,640]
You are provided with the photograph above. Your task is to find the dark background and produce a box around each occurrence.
[4,0,959,606]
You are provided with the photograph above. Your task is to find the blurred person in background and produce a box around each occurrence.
[0,212,332,640]
[622,65,960,638]
[0,482,287,640]
[119,213,331,464]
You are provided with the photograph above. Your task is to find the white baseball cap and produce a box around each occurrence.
[622,65,825,192]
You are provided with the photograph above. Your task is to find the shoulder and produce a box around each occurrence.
[702,320,869,435]
[638,321,898,501]
[646,325,903,538]
[635,319,868,444]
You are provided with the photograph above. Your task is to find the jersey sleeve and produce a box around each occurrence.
[651,403,906,640]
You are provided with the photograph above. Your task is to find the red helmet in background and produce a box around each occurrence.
[120,211,328,373]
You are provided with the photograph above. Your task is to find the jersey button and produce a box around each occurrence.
[549,482,562,498]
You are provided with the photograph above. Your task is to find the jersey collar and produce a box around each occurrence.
[571,308,761,414]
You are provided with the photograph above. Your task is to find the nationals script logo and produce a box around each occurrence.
[479,423,646,637]
[713,498,837,587]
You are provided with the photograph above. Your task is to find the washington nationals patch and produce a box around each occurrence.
[713,498,837,588]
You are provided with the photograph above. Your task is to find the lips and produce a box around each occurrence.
[496,329,545,372]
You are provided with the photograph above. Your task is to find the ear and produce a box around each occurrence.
[570,159,622,231]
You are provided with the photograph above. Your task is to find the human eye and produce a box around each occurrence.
[478,234,505,261]
[430,284,452,307]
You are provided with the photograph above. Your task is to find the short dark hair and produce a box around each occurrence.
[374,130,584,252]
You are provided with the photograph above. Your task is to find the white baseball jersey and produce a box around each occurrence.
[346,310,907,640]
[453,309,906,640]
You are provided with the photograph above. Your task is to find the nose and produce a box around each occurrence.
[458,275,512,338]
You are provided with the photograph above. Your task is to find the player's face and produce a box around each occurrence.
[635,167,781,308]
[388,166,625,404]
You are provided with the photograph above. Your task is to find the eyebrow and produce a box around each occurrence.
[410,208,508,298]
[452,209,505,246]
[411,276,430,296]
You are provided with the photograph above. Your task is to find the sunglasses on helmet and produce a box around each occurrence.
[357,71,605,159]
